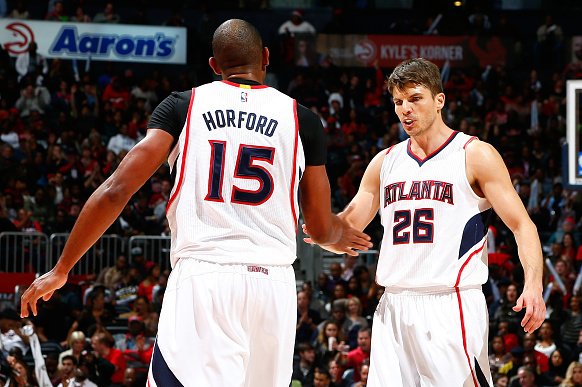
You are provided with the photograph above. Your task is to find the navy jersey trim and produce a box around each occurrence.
[406,130,459,166]
[151,342,184,386]
[458,209,493,259]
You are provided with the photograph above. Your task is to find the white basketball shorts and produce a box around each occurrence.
[147,258,297,387]
[367,287,493,387]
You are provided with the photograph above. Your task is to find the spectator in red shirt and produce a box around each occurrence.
[335,327,371,383]
[101,77,130,110]
[91,331,127,385]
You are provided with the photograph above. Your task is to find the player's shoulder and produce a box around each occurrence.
[169,89,193,101]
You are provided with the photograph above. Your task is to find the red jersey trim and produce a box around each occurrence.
[291,100,299,231]
[221,80,269,89]
[463,136,478,149]
[166,87,195,212]
[385,145,395,156]
[454,239,486,387]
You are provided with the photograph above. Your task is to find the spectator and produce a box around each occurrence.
[535,322,559,360]
[335,327,371,383]
[297,290,322,344]
[514,365,538,387]
[541,349,567,386]
[490,335,512,380]
[67,287,116,340]
[350,359,369,387]
[70,6,91,23]
[14,42,48,83]
[45,0,68,21]
[59,331,87,365]
[57,355,78,387]
[314,367,332,387]
[560,361,582,387]
[9,0,29,19]
[93,2,120,23]
[91,331,126,385]
[561,296,582,356]
[68,367,98,387]
[96,255,128,291]
[14,83,51,117]
[314,320,345,367]
[119,296,158,337]
[328,359,346,387]
[0,309,29,358]
[293,342,317,387]
[107,125,137,156]
[278,10,316,36]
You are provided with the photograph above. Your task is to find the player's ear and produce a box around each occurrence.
[262,47,269,69]
[209,57,221,75]
[435,92,445,111]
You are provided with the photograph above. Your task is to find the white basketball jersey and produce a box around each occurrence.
[166,80,305,267]
[377,131,492,289]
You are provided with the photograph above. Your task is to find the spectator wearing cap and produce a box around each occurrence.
[0,308,29,357]
[278,9,316,36]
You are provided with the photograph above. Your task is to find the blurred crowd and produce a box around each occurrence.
[1,1,582,387]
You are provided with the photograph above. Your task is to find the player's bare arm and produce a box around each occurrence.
[300,165,372,256]
[304,150,383,253]
[21,129,174,318]
[466,139,545,333]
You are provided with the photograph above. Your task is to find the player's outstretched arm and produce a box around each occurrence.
[21,129,174,318]
[466,140,545,333]
[303,151,384,254]
[300,165,372,256]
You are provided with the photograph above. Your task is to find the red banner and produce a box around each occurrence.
[315,34,508,68]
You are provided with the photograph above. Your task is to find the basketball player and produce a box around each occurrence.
[20,19,372,386]
[305,58,546,386]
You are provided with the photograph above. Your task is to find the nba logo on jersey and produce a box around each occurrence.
[241,91,248,102]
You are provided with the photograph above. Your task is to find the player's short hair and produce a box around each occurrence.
[212,19,263,70]
[386,58,443,97]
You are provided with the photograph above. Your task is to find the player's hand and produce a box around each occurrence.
[20,269,68,318]
[513,286,546,333]
[302,222,372,256]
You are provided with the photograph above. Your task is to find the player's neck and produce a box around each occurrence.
[409,123,453,158]
[223,69,265,85]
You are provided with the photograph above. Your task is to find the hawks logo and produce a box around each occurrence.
[3,22,35,55]
[354,39,376,64]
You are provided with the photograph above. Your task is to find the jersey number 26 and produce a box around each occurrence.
[393,208,434,244]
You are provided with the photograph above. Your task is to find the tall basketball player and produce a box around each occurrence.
[20,19,372,386]
[305,58,546,386]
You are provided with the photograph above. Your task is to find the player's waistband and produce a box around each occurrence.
[173,257,295,282]
[383,284,482,295]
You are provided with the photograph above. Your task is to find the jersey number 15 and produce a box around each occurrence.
[205,141,275,206]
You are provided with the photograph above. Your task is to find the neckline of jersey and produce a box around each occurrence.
[406,130,459,167]
[221,79,268,89]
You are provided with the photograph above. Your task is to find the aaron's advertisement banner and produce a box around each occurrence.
[0,19,187,64]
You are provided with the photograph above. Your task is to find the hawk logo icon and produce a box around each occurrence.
[241,92,248,103]
[3,22,35,55]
